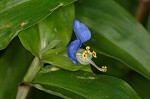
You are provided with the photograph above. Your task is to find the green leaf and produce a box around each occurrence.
[91,53,131,78]
[146,15,150,33]
[114,0,138,15]
[42,49,90,71]
[0,0,76,50]
[28,87,62,99]
[18,4,85,71]
[0,38,33,99]
[29,65,140,99]
[75,0,150,80]
[125,72,150,99]
[19,4,74,57]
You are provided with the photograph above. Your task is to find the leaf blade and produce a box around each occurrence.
[0,38,33,99]
[0,0,76,50]
[75,0,150,80]
[29,65,140,99]
[19,4,74,57]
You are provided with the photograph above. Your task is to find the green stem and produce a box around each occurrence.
[16,57,44,99]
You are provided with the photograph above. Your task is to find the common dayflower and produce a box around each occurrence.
[67,19,107,72]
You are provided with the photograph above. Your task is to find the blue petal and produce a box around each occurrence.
[73,19,91,43]
[67,39,82,65]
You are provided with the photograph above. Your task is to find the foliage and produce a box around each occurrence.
[0,0,150,99]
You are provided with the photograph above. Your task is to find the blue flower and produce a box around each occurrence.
[67,19,107,72]
[67,19,91,65]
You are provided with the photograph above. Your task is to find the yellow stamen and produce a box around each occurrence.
[86,46,92,55]
[86,46,90,50]
[100,66,107,72]
[87,50,92,54]
[85,46,97,58]
[92,51,97,58]
[82,51,88,59]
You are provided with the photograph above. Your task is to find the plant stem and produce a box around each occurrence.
[136,0,150,25]
[16,84,31,99]
[16,57,44,99]
[23,57,43,82]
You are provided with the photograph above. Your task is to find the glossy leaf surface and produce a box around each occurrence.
[75,0,150,80]
[19,4,74,57]
[0,0,76,50]
[29,65,140,99]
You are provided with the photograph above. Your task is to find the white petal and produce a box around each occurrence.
[76,49,92,65]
